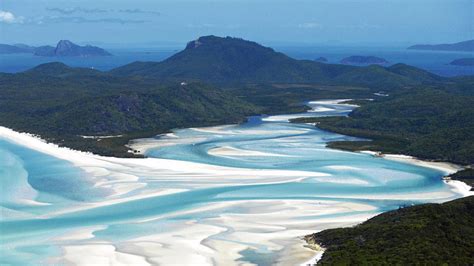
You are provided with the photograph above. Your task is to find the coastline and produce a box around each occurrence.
[359,150,472,196]
[1,95,472,265]
[300,150,472,265]
[0,126,375,265]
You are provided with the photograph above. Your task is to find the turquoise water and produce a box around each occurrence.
[0,100,463,265]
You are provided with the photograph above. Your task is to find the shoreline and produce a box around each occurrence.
[359,150,472,197]
[1,97,472,265]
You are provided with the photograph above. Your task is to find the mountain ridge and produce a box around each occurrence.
[110,35,444,88]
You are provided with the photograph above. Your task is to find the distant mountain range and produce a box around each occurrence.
[0,40,111,57]
[111,35,441,88]
[408,40,474,52]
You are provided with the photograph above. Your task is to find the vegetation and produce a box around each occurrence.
[229,83,371,114]
[110,36,444,89]
[1,36,473,263]
[1,36,473,164]
[291,87,474,165]
[448,169,474,188]
[0,62,259,157]
[305,196,474,265]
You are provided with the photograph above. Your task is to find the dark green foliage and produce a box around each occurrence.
[110,36,444,88]
[2,36,473,161]
[229,83,371,114]
[448,169,474,187]
[0,63,259,156]
[387,63,444,83]
[292,87,474,165]
[305,196,474,265]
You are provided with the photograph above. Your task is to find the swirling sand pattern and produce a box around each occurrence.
[0,100,466,265]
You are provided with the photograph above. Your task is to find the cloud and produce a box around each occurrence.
[298,22,323,29]
[46,7,161,16]
[187,23,240,29]
[0,10,24,24]
[33,16,146,25]
[118,9,160,16]
[46,7,107,14]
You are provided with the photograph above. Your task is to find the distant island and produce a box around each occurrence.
[315,57,328,63]
[449,58,474,66]
[0,40,111,57]
[0,43,36,54]
[35,40,112,57]
[340,56,388,65]
[408,40,474,52]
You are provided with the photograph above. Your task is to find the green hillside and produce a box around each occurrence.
[110,36,444,88]
[305,196,474,265]
[0,62,259,156]
[291,86,474,165]
[1,36,472,159]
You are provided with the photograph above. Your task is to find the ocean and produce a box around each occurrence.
[0,46,472,76]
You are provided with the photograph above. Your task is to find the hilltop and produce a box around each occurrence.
[111,35,444,88]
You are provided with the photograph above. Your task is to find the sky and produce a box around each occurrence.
[0,0,472,47]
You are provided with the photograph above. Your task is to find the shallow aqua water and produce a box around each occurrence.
[0,100,463,265]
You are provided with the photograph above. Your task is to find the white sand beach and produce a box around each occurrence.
[1,122,471,265]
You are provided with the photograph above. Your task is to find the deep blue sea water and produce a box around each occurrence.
[0,48,176,73]
[0,46,472,76]
[279,46,474,77]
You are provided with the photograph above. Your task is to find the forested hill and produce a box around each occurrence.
[110,35,445,88]
[1,36,473,158]
[305,196,474,265]
[0,62,259,156]
[291,83,474,165]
